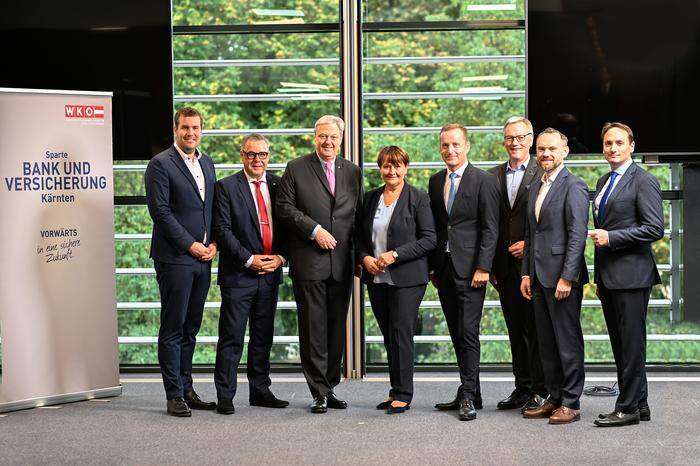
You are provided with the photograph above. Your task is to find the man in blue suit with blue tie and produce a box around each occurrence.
[212,134,289,414]
[145,107,218,417]
[590,123,664,427]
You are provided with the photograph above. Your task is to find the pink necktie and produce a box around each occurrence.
[325,161,335,196]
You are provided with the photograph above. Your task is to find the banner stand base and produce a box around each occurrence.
[0,385,122,414]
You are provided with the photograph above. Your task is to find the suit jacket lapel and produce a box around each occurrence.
[496,162,510,211]
[236,171,262,241]
[366,188,382,243]
[605,162,636,207]
[432,169,449,221]
[538,166,569,221]
[512,157,538,210]
[170,148,203,201]
[307,153,334,197]
[388,183,410,232]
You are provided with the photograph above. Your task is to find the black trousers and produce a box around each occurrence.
[531,276,585,409]
[599,284,651,413]
[214,280,279,401]
[367,283,426,403]
[293,276,353,398]
[496,268,547,396]
[154,260,211,400]
[436,258,485,401]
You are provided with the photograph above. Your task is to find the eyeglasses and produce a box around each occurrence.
[242,151,269,160]
[504,133,532,143]
[316,134,340,142]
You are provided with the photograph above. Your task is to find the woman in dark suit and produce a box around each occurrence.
[359,146,437,414]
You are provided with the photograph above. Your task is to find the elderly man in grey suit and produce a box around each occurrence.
[276,115,363,414]
[590,123,664,427]
[520,128,589,425]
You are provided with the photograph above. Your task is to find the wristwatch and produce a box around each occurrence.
[391,250,399,260]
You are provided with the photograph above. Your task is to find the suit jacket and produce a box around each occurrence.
[145,145,216,265]
[428,163,500,280]
[276,152,363,281]
[592,162,664,289]
[358,183,437,287]
[522,166,589,288]
[213,170,285,288]
[489,157,542,281]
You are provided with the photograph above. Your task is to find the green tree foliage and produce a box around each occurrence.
[113,0,699,366]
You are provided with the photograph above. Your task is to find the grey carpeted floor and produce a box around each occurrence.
[1,372,699,465]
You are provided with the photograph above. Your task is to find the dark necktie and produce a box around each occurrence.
[597,171,619,223]
[252,181,272,255]
[447,172,458,214]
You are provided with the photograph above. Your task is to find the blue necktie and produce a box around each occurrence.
[597,171,619,223]
[447,172,458,215]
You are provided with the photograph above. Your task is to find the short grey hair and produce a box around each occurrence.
[314,115,345,135]
[503,116,533,134]
[537,127,568,146]
[240,133,270,151]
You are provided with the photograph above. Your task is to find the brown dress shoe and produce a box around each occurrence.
[548,406,580,424]
[523,399,560,419]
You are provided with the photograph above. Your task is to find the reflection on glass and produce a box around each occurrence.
[173,0,339,26]
[363,0,524,23]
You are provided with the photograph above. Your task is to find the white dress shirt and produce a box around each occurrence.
[534,163,566,222]
[443,160,469,252]
[174,143,207,242]
[243,170,285,268]
[311,153,337,239]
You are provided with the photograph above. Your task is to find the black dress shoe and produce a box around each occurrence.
[327,393,348,409]
[459,399,477,421]
[216,398,235,415]
[436,395,482,411]
[184,390,216,410]
[250,392,289,408]
[639,403,651,421]
[435,397,459,411]
[376,399,393,410]
[387,403,410,415]
[497,389,531,410]
[599,404,651,421]
[521,394,546,414]
[594,410,640,427]
[310,396,328,413]
[166,397,192,417]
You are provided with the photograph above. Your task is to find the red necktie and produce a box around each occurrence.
[252,181,272,255]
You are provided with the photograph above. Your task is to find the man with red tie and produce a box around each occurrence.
[213,134,289,414]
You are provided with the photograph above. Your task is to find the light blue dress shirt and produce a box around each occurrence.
[372,193,397,285]
[505,157,529,207]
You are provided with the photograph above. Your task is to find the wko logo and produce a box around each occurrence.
[64,105,105,119]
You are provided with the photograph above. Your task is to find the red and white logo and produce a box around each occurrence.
[65,105,105,119]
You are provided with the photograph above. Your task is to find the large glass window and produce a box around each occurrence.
[112,0,698,368]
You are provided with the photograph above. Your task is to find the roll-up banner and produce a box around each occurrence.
[0,88,121,413]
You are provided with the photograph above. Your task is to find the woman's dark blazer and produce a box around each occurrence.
[358,182,437,287]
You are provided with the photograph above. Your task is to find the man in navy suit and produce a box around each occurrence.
[145,107,218,417]
[213,134,289,414]
[520,128,589,425]
[429,123,500,421]
[590,123,664,427]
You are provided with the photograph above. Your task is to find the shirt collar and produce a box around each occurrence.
[542,163,565,184]
[612,158,633,176]
[506,156,529,173]
[448,160,469,178]
[174,143,201,162]
[316,153,337,167]
[244,169,267,184]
